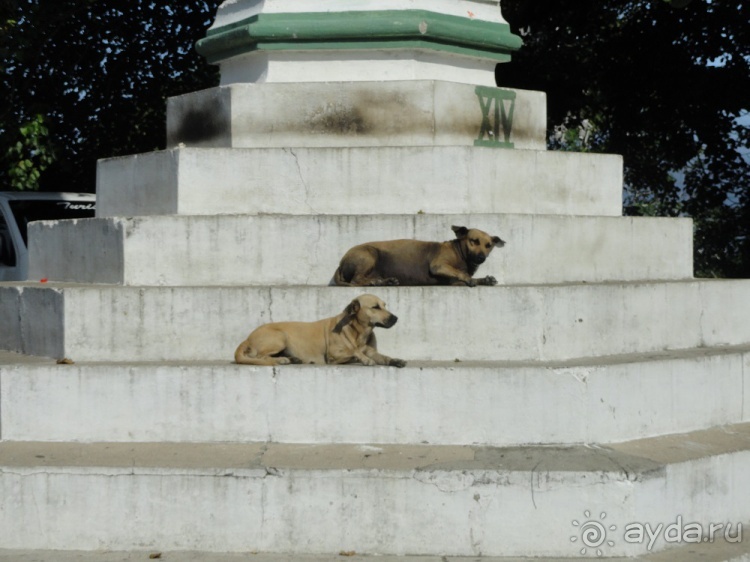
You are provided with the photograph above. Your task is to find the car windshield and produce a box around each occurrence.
[9,199,95,246]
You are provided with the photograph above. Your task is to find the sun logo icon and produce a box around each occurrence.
[571,510,617,556]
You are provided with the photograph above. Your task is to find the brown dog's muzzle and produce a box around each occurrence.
[471,254,487,264]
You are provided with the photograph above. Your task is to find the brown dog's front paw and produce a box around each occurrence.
[481,275,498,286]
[466,279,477,287]
[389,358,407,368]
[369,277,400,286]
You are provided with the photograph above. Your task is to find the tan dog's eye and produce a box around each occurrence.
[373,305,381,309]
[470,238,479,245]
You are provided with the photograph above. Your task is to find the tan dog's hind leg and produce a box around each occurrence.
[234,329,302,366]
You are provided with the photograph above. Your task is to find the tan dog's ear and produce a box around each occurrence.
[451,225,469,238]
[333,298,361,334]
[492,236,506,247]
[345,298,361,316]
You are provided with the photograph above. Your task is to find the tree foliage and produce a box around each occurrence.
[5,114,55,191]
[499,0,749,277]
[0,0,221,192]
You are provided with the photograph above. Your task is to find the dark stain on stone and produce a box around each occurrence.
[306,104,369,135]
[173,105,227,145]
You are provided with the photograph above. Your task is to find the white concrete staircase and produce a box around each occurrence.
[1,74,749,560]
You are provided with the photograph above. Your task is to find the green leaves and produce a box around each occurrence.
[1,0,221,192]
[4,114,55,191]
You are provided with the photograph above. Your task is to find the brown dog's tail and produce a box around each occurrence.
[331,265,354,286]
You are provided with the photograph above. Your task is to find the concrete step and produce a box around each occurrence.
[27,213,693,286]
[166,82,546,150]
[2,544,750,562]
[95,147,623,218]
[0,424,748,556]
[1,346,747,446]
[2,280,749,363]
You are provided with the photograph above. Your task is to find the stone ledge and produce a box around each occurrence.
[166,82,546,150]
[2,345,747,446]
[2,280,750,363]
[0,425,748,556]
[27,214,693,286]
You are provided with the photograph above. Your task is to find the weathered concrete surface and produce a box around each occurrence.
[2,347,748,446]
[27,214,693,286]
[95,147,624,218]
[2,545,749,561]
[0,425,747,556]
[167,83,545,150]
[2,280,750,363]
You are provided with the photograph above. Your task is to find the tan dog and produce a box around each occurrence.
[234,294,406,367]
[332,225,505,287]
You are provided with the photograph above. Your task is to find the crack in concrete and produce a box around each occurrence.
[529,460,542,509]
[266,287,274,324]
[742,353,747,422]
[285,148,318,214]
[17,287,26,355]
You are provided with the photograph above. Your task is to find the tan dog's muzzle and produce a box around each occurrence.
[378,314,398,329]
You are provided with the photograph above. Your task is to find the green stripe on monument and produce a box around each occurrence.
[197,10,523,63]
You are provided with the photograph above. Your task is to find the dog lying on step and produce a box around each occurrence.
[234,294,406,367]
[332,225,505,287]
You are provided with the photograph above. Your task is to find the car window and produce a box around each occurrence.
[0,211,16,267]
[9,199,95,246]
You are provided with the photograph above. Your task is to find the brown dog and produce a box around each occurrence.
[234,294,406,367]
[332,225,505,287]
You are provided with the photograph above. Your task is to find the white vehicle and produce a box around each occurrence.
[0,192,96,282]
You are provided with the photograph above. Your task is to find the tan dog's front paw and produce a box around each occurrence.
[389,358,407,368]
[277,357,302,365]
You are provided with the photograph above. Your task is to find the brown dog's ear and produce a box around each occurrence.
[451,225,469,238]
[492,236,506,248]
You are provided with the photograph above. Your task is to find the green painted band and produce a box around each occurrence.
[211,40,512,65]
[196,10,522,63]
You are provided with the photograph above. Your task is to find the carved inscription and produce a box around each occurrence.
[474,86,516,149]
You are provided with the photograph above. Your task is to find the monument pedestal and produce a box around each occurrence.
[1,0,749,558]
